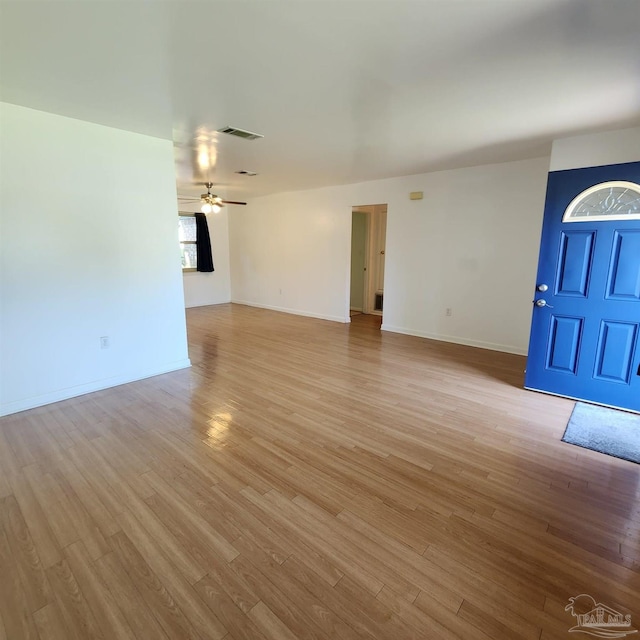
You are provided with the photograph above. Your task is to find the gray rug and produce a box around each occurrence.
[562,402,640,464]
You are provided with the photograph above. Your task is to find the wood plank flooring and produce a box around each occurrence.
[1,303,638,639]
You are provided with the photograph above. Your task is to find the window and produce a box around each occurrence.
[178,213,197,271]
[563,181,640,222]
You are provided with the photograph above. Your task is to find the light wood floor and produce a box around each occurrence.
[1,303,638,639]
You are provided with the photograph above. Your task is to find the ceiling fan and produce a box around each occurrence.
[178,182,247,213]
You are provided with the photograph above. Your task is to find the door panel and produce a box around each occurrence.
[556,231,594,297]
[546,316,583,374]
[607,230,640,300]
[525,161,640,412]
[593,321,638,384]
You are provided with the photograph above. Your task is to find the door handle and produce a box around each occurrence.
[534,299,554,308]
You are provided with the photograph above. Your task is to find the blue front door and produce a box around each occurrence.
[525,161,640,412]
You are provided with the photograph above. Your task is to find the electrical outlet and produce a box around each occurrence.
[100,336,110,349]
[445,308,452,317]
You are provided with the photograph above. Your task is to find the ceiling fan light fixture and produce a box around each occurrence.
[184,181,246,211]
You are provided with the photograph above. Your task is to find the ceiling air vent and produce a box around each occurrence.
[217,126,264,141]
[236,170,258,176]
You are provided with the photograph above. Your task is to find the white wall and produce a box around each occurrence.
[181,209,231,308]
[0,103,190,416]
[382,158,549,354]
[230,157,550,354]
[229,189,353,322]
[550,127,640,171]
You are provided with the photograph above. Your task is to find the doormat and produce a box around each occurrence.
[562,402,640,464]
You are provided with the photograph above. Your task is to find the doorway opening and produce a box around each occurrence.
[350,204,387,321]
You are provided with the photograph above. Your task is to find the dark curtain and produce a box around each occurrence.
[195,212,214,272]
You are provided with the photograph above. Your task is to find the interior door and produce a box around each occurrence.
[350,211,368,312]
[525,161,640,412]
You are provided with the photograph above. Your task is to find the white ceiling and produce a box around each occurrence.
[1,0,639,202]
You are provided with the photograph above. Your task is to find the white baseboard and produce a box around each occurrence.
[380,324,527,356]
[0,358,192,417]
[185,299,232,309]
[231,299,350,324]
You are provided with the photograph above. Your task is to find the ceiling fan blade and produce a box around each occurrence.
[177,196,201,201]
[221,200,247,205]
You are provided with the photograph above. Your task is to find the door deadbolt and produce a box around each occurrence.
[537,284,548,292]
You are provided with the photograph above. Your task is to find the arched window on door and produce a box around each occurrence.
[563,181,640,222]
